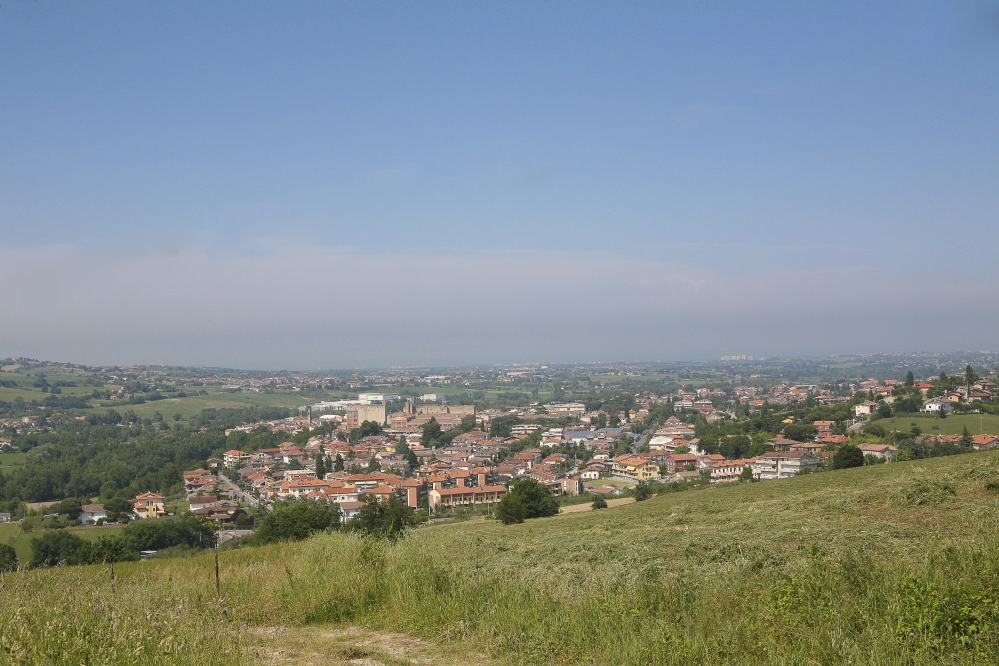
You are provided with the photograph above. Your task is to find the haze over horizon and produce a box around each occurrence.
[2,2,998,369]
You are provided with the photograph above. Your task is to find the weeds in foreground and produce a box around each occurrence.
[3,452,999,665]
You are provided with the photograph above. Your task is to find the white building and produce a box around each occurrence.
[358,393,402,404]
[751,451,821,480]
[853,401,880,417]
[80,504,107,524]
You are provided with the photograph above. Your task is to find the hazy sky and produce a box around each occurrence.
[2,1,998,368]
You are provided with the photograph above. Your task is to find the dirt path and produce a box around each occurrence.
[250,625,505,666]
[559,497,635,514]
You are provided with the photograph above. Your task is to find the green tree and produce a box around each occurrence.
[0,543,16,571]
[315,454,326,479]
[905,371,914,388]
[104,496,133,522]
[421,418,442,447]
[862,423,887,438]
[121,515,215,551]
[50,496,83,520]
[960,425,972,448]
[740,466,754,482]
[931,440,958,457]
[30,530,87,567]
[782,423,817,442]
[334,454,344,472]
[252,498,342,545]
[831,444,864,470]
[966,365,978,387]
[495,493,527,525]
[896,448,916,462]
[360,420,383,437]
[347,495,414,540]
[591,497,608,510]
[500,478,559,522]
[632,481,653,502]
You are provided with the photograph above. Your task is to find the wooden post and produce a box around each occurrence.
[214,536,220,596]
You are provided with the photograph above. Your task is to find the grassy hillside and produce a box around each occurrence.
[4,453,999,665]
[0,452,26,466]
[873,412,999,436]
[5,524,127,563]
[79,391,309,420]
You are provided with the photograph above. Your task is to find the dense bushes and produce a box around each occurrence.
[29,515,215,567]
[496,478,559,524]
[249,498,342,545]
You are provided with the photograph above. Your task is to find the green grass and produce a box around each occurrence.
[6,452,999,665]
[77,391,309,420]
[0,452,26,466]
[584,479,633,488]
[873,412,999,436]
[0,522,18,544]
[5,525,128,564]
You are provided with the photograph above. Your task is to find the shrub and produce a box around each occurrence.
[251,498,342,545]
[831,444,864,469]
[496,478,559,525]
[0,543,16,571]
[591,497,608,510]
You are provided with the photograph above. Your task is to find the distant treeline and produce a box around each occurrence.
[27,515,215,568]
[0,406,291,509]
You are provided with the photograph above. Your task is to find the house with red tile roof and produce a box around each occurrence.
[133,492,166,520]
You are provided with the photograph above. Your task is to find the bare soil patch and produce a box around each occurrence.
[559,497,635,513]
[249,625,503,666]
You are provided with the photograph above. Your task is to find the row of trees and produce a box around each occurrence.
[26,515,215,568]
[0,407,296,506]
[247,495,418,545]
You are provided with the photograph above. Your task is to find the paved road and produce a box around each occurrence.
[218,472,259,508]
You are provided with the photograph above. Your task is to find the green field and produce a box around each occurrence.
[6,452,999,665]
[77,391,309,420]
[0,452,26,466]
[583,479,633,489]
[873,412,999,436]
[5,525,127,564]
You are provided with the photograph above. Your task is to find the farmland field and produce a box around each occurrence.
[77,391,309,420]
[871,412,999,436]
[0,453,26,466]
[8,525,128,564]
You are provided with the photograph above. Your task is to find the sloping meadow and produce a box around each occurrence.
[283,453,999,665]
[3,452,999,665]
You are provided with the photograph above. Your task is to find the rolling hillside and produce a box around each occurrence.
[3,452,999,665]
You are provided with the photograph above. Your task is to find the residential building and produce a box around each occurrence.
[751,452,821,480]
[223,450,250,468]
[133,492,166,520]
[80,504,107,524]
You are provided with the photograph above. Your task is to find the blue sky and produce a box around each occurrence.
[2,1,998,368]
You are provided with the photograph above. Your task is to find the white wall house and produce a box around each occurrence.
[80,504,107,524]
[751,452,821,480]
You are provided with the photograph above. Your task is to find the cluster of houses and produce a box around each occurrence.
[222,429,584,515]
[851,377,995,417]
